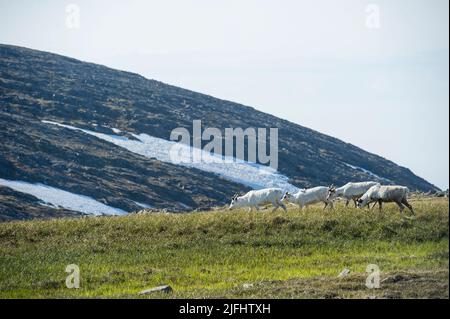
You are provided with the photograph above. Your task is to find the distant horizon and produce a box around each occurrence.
[0,0,448,189]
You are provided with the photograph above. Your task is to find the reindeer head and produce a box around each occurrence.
[356,198,364,208]
[229,194,240,210]
[282,191,294,202]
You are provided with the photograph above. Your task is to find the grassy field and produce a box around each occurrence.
[0,197,448,299]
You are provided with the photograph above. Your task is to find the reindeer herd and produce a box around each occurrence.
[229,182,415,215]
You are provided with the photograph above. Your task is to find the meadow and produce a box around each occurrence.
[0,197,448,299]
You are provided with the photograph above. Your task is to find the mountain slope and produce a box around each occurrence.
[0,44,439,220]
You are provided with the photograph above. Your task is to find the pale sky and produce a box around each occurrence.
[0,0,448,189]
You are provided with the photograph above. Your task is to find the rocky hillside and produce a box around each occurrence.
[0,44,439,220]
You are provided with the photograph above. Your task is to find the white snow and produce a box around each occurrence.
[42,120,299,193]
[343,162,392,183]
[178,202,193,210]
[111,128,122,134]
[133,201,154,209]
[0,178,127,216]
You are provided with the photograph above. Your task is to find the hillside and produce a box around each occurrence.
[0,198,448,298]
[0,44,440,220]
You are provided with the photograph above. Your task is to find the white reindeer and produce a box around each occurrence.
[283,186,333,210]
[229,188,287,212]
[356,184,414,214]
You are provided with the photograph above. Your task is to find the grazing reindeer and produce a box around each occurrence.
[357,184,414,214]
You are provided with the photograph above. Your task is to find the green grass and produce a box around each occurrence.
[0,197,448,298]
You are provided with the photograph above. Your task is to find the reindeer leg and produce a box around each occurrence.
[271,201,279,213]
[278,201,287,213]
[395,201,405,213]
[402,198,415,215]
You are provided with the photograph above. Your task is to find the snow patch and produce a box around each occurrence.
[133,201,154,209]
[343,162,392,183]
[42,120,299,193]
[0,178,127,216]
[178,202,192,210]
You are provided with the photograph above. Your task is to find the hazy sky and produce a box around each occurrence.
[0,0,448,189]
